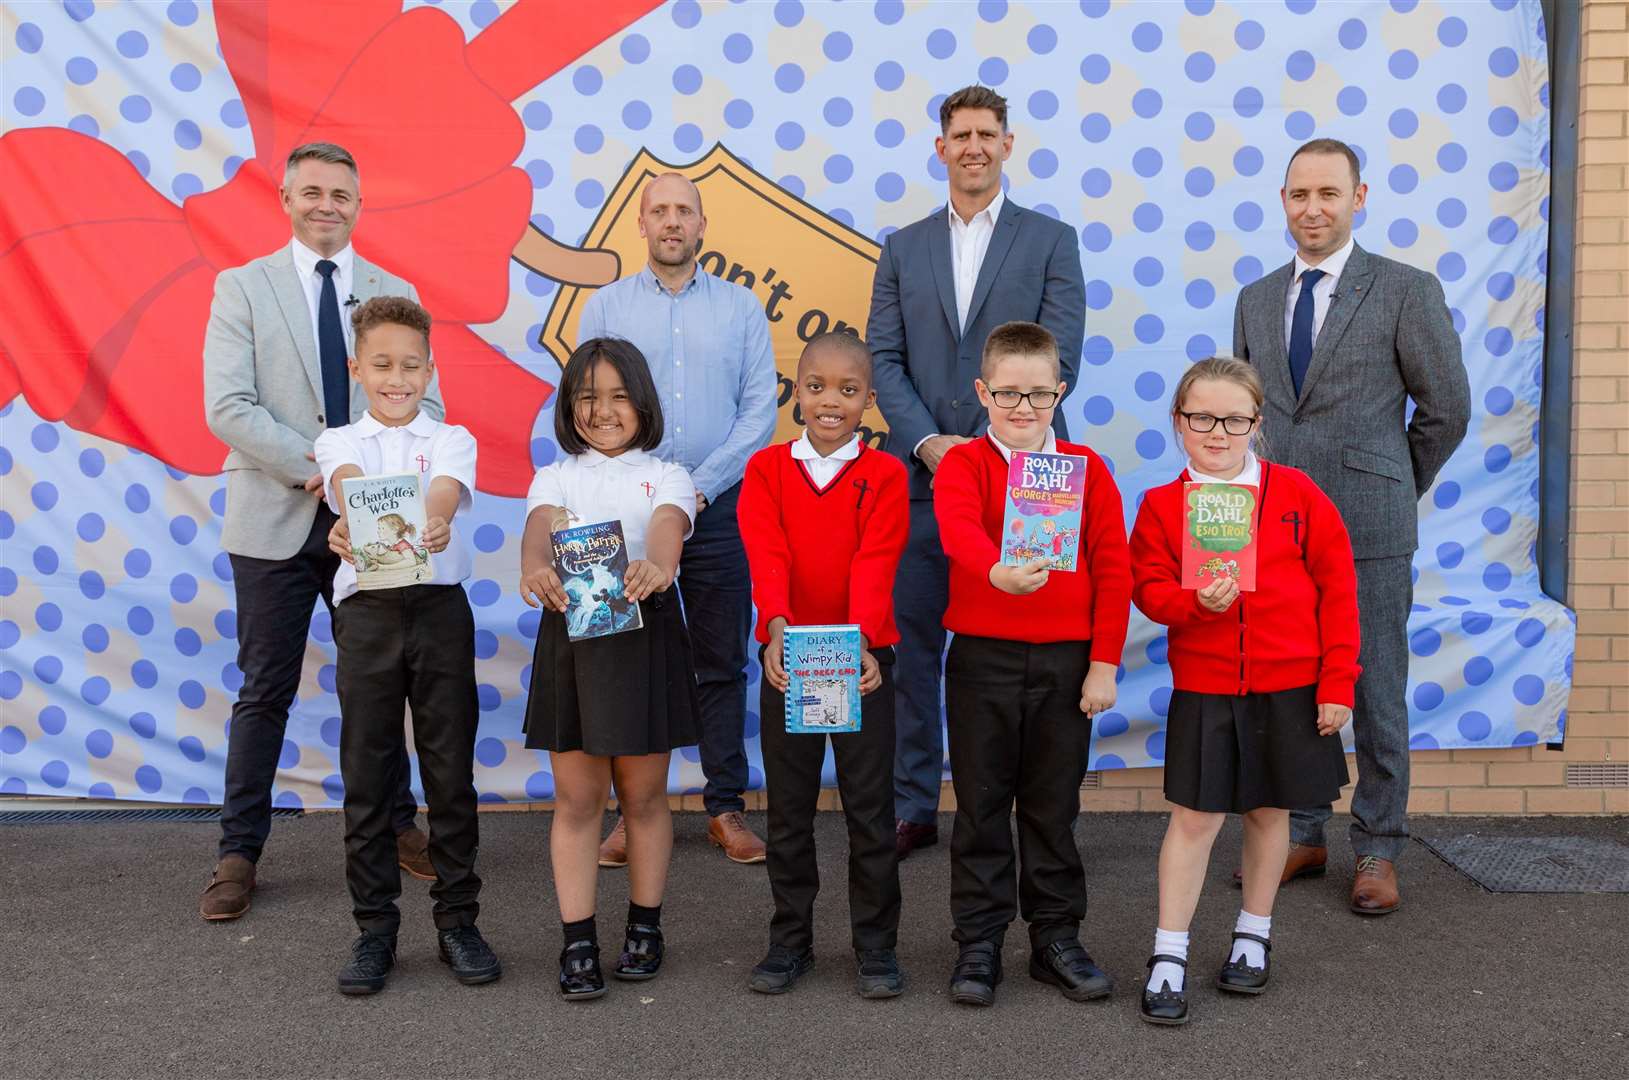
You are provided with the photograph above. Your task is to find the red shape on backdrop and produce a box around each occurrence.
[0,0,659,497]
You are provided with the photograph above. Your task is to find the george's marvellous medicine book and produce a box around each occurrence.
[551,519,643,641]
[343,473,433,590]
[1182,482,1259,592]
[1001,450,1087,572]
[783,625,862,734]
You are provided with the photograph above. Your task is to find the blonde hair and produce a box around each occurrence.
[377,513,416,539]
[1169,357,1268,458]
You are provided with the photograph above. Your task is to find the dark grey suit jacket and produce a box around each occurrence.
[1232,243,1470,560]
[868,199,1086,500]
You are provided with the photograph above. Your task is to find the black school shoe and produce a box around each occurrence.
[614,922,664,981]
[1139,955,1190,1026]
[854,948,905,999]
[748,944,815,994]
[947,941,1003,1006]
[559,939,607,1000]
[1029,940,1114,1002]
[338,931,396,996]
[438,925,502,985]
[1215,932,1271,994]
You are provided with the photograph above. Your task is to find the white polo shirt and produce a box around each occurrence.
[525,448,697,562]
[314,410,477,604]
[790,432,861,490]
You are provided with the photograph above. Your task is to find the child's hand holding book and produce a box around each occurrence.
[858,641,881,695]
[763,618,790,693]
[989,559,1052,595]
[623,558,675,603]
[519,564,569,613]
[328,515,353,564]
[423,516,450,554]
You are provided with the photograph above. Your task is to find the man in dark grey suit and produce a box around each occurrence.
[868,86,1086,858]
[199,143,441,919]
[1232,138,1469,915]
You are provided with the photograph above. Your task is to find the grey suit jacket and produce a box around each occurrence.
[868,198,1086,500]
[203,246,442,560]
[1232,243,1470,560]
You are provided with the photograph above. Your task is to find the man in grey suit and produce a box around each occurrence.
[1232,138,1469,915]
[199,143,442,920]
[868,86,1086,858]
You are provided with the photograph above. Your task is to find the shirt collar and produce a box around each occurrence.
[790,432,862,462]
[1293,233,1355,285]
[291,237,353,280]
[579,446,651,468]
[639,263,704,297]
[354,409,437,438]
[986,428,1057,463]
[1186,449,1261,487]
[948,188,1005,230]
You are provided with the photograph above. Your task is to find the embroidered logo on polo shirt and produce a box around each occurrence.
[640,480,655,499]
[415,453,430,473]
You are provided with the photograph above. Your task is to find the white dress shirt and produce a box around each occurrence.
[789,431,861,489]
[986,428,1058,463]
[525,448,697,563]
[1187,449,1262,487]
[315,410,477,604]
[290,237,356,359]
[1283,234,1356,347]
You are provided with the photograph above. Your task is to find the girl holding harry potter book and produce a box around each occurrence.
[518,337,701,1001]
[1127,357,1360,1026]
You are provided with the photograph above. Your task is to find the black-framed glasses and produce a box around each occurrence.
[988,389,1060,410]
[1179,411,1258,435]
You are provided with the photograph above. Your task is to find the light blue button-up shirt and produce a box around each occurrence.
[578,265,777,502]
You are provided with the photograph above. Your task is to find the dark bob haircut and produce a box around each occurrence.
[554,336,665,455]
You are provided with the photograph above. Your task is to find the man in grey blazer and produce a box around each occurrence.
[1232,138,1469,915]
[868,86,1086,858]
[199,143,442,920]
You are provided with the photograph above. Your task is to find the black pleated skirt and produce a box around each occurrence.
[1162,684,1350,814]
[523,590,700,757]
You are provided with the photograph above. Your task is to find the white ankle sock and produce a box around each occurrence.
[1231,910,1272,967]
[1146,928,1189,993]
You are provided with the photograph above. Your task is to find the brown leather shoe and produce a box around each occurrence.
[1350,855,1401,915]
[895,819,939,860]
[708,811,767,864]
[396,826,436,881]
[199,854,256,920]
[598,816,628,868]
[1233,842,1327,887]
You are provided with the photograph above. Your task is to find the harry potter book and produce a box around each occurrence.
[1001,450,1087,572]
[1182,482,1260,591]
[783,625,862,734]
[551,520,643,641]
[343,473,433,591]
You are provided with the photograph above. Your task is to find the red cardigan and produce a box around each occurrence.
[932,436,1131,663]
[1129,461,1362,706]
[737,441,909,647]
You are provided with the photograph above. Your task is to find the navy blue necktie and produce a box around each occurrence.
[1287,267,1326,399]
[315,259,348,427]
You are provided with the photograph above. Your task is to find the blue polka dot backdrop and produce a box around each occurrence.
[0,2,1569,801]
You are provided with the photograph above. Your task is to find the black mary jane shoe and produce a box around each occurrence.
[1139,954,1190,1026]
[1215,932,1271,995]
[1028,940,1114,1002]
[948,941,1003,1007]
[559,939,607,1000]
[613,922,664,981]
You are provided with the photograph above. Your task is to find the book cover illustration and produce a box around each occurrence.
[1001,451,1087,572]
[783,624,863,734]
[344,472,433,590]
[550,519,643,641]
[1182,482,1260,592]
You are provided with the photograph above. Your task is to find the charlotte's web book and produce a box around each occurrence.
[1001,450,1087,572]
[784,625,862,734]
[343,473,433,590]
[551,520,643,641]
[1182,483,1260,592]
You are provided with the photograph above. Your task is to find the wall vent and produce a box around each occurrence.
[1081,771,1102,791]
[1565,763,1629,789]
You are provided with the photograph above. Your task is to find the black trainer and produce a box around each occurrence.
[948,941,1002,1006]
[337,931,396,996]
[1028,939,1114,1002]
[438,925,502,986]
[748,944,814,994]
[559,939,607,1000]
[614,922,664,981]
[854,948,905,999]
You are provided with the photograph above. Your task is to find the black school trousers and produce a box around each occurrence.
[759,647,901,953]
[334,584,481,938]
[945,634,1093,951]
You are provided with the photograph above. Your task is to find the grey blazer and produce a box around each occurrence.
[203,246,442,560]
[868,198,1086,501]
[1232,243,1470,560]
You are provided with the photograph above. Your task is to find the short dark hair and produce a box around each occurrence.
[939,85,1008,134]
[1287,138,1361,188]
[554,337,665,455]
[351,295,430,351]
[284,141,359,186]
[981,321,1058,380]
[798,331,872,383]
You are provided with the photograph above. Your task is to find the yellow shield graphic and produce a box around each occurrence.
[535,144,888,449]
